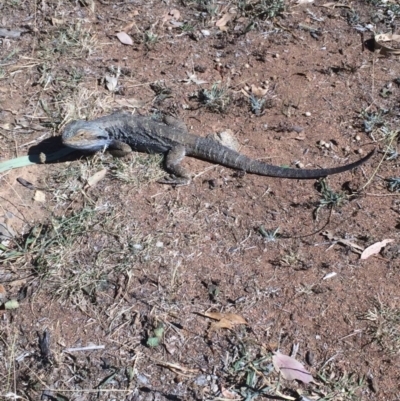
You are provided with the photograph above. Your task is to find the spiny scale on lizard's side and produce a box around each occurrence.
[62,113,374,185]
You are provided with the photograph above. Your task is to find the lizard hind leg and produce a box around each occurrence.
[159,145,191,186]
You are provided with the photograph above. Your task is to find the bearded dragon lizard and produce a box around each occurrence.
[62,113,374,185]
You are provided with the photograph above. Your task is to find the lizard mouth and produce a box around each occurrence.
[62,140,109,152]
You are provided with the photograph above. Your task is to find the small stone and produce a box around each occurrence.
[356,148,364,155]
[244,63,250,68]
[201,29,210,36]
[156,241,164,248]
[194,375,208,386]
[355,135,361,141]
[304,111,311,117]
[136,374,150,385]
[295,161,304,169]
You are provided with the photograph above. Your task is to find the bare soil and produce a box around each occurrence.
[1,0,400,400]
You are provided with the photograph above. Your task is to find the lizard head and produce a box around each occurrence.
[62,120,111,152]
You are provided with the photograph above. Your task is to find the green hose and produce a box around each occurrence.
[0,148,75,173]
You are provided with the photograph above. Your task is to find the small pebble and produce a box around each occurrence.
[244,63,250,68]
[355,135,361,141]
[136,374,150,385]
[356,148,364,155]
[194,375,208,386]
[304,112,311,117]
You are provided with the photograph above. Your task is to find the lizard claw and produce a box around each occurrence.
[157,175,191,186]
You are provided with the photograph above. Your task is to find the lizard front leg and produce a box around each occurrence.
[159,145,191,186]
[107,140,132,157]
[162,115,188,132]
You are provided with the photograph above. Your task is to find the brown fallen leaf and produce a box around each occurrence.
[220,386,240,399]
[215,12,236,31]
[210,318,236,331]
[156,361,199,377]
[0,284,6,301]
[320,2,351,8]
[33,190,46,203]
[51,17,65,26]
[121,21,136,33]
[374,33,400,56]
[87,169,107,188]
[322,230,364,254]
[272,351,313,383]
[360,239,394,260]
[202,311,247,325]
[202,311,247,331]
[116,31,133,46]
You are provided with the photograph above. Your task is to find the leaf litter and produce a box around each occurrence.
[272,351,313,384]
[201,311,247,331]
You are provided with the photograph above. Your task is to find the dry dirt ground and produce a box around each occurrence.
[1,0,400,400]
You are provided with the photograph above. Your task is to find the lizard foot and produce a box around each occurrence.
[157,175,191,186]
